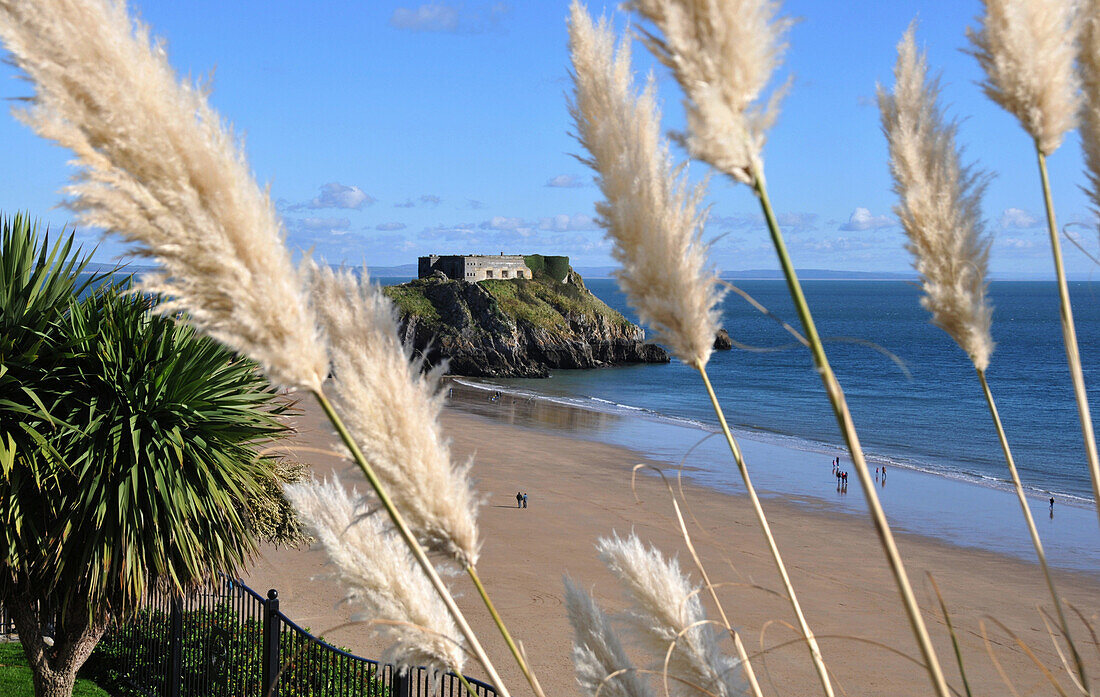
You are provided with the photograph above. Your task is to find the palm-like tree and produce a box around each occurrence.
[0,215,294,697]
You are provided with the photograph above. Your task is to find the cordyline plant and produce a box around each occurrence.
[0,215,299,697]
[0,2,541,696]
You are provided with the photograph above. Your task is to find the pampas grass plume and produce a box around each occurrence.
[564,577,655,697]
[1079,0,1100,215]
[879,26,994,372]
[307,261,481,567]
[284,477,465,676]
[0,0,327,390]
[627,0,791,186]
[568,1,722,368]
[596,533,744,697]
[968,0,1080,155]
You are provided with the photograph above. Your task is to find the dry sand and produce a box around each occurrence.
[243,394,1100,697]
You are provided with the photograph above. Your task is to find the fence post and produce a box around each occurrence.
[167,596,183,697]
[393,669,412,697]
[262,589,281,697]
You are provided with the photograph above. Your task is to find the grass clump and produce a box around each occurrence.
[0,644,109,697]
[482,273,635,333]
[382,280,443,325]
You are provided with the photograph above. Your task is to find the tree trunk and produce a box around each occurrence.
[32,667,77,697]
[6,595,107,697]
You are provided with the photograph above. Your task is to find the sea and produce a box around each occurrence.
[99,271,1100,570]
[405,278,1100,573]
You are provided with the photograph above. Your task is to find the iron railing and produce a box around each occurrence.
[90,575,497,697]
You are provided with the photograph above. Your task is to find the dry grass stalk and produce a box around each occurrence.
[0,0,327,390]
[569,5,832,695]
[878,25,993,372]
[970,0,1100,527]
[307,261,480,567]
[882,25,1092,692]
[564,576,656,697]
[567,1,722,368]
[309,262,542,695]
[967,0,1080,156]
[596,533,745,697]
[624,3,953,696]
[626,0,791,186]
[284,477,466,677]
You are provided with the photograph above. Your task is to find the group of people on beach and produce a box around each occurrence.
[515,491,528,508]
[831,457,888,491]
[832,457,848,490]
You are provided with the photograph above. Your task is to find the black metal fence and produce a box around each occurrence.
[94,576,497,697]
[0,602,15,636]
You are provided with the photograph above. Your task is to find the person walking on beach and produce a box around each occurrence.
[516,491,522,508]
[522,492,528,508]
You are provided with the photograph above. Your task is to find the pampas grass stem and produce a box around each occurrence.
[312,390,511,697]
[976,368,1090,691]
[633,463,761,697]
[1035,149,1100,527]
[752,177,953,697]
[695,365,828,697]
[466,564,548,697]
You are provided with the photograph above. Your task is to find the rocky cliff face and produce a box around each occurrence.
[384,270,669,377]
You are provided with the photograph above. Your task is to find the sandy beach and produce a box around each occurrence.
[243,385,1100,697]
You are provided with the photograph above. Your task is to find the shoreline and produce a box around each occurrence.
[242,385,1100,697]
[447,376,1100,572]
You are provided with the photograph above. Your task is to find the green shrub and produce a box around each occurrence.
[522,255,569,282]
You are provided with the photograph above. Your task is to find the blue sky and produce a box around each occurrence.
[1,0,1097,277]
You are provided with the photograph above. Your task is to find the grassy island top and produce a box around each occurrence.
[382,266,635,334]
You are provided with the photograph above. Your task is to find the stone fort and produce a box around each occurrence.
[418,254,530,282]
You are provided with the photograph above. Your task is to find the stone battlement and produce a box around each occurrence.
[418,254,530,282]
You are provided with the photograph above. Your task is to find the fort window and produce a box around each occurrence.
[517,270,525,278]
[501,270,510,278]
[486,270,494,278]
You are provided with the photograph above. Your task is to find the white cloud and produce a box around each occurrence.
[999,207,1042,230]
[480,216,527,231]
[477,213,595,234]
[998,237,1037,249]
[390,4,459,32]
[308,182,375,210]
[776,212,819,232]
[545,174,587,188]
[395,194,442,208]
[375,222,408,231]
[538,213,595,231]
[798,236,875,252]
[839,207,893,231]
[390,3,509,34]
[708,213,764,230]
[285,216,353,237]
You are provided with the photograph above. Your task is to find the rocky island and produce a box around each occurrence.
[382,254,669,377]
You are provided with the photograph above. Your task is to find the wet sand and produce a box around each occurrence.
[243,386,1100,697]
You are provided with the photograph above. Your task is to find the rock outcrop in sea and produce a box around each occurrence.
[383,269,669,377]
